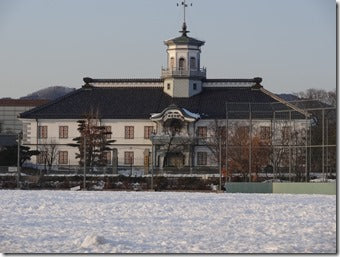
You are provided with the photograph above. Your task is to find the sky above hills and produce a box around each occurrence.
[0,0,336,98]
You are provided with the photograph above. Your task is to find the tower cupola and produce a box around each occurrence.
[161,1,206,98]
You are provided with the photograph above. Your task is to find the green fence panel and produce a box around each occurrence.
[225,182,336,195]
[272,182,336,195]
[225,182,273,193]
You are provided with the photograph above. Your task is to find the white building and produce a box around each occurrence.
[19,20,308,174]
[0,99,48,135]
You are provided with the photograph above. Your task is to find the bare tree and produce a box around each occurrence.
[206,120,226,166]
[39,139,59,172]
[269,118,309,181]
[226,123,271,181]
[294,88,336,106]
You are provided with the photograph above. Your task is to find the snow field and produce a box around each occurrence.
[0,190,336,253]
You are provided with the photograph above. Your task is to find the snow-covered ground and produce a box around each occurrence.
[0,190,336,253]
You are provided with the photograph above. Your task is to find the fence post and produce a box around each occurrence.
[273,110,276,179]
[83,136,86,190]
[288,110,292,182]
[305,116,308,182]
[322,109,325,181]
[219,137,222,190]
[248,103,252,182]
[225,103,229,182]
[17,132,22,189]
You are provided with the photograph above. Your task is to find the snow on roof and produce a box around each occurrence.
[182,108,200,119]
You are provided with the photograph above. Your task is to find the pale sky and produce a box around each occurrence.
[0,0,336,98]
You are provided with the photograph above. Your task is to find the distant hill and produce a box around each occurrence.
[276,93,299,101]
[20,86,76,100]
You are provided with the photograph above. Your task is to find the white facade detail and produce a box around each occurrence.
[161,30,206,98]
[203,82,255,88]
[91,82,163,88]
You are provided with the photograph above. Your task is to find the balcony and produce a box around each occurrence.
[151,134,196,145]
[161,67,206,79]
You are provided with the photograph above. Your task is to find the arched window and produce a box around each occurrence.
[179,57,185,70]
[190,57,196,70]
[170,57,175,70]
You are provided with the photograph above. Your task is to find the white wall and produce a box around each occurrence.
[203,82,254,88]
[21,118,155,166]
[20,117,308,168]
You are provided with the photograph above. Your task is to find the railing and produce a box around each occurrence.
[150,134,196,144]
[161,67,206,78]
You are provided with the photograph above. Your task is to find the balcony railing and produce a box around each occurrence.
[151,134,196,145]
[161,67,206,78]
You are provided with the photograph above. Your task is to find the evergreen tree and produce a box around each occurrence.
[69,112,115,168]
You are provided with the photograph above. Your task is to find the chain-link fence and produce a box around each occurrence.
[224,101,336,182]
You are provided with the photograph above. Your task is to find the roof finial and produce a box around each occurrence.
[177,0,192,36]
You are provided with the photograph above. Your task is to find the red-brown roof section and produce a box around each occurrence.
[0,99,49,107]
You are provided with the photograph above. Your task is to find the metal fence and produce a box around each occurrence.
[224,101,336,182]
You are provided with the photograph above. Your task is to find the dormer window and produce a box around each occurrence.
[190,57,196,70]
[167,83,171,90]
[193,83,197,90]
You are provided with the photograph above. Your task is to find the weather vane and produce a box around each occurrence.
[177,0,192,24]
[177,0,192,36]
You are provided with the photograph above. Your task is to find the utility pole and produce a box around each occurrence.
[16,132,22,189]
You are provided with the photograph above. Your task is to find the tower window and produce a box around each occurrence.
[193,83,197,90]
[167,83,171,90]
[190,57,196,70]
[179,57,185,70]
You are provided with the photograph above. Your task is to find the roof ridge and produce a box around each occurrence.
[204,78,261,83]
[85,78,163,83]
[92,86,163,89]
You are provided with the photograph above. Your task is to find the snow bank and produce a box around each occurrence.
[0,190,335,253]
[81,235,106,248]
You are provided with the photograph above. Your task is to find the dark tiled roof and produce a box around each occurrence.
[0,99,49,107]
[164,35,205,46]
[289,99,334,109]
[19,86,287,120]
